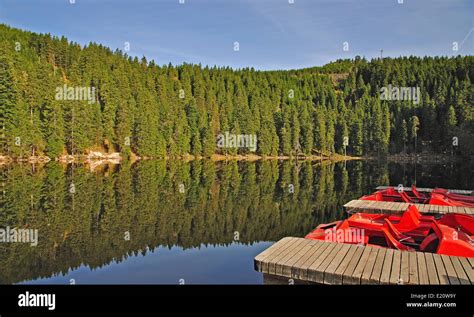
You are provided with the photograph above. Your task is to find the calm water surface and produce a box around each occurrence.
[1,159,472,284]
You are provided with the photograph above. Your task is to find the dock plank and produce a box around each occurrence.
[280,239,320,277]
[343,200,357,209]
[341,246,365,284]
[389,250,402,284]
[361,248,380,284]
[313,243,347,284]
[424,204,434,213]
[254,237,294,271]
[433,254,450,285]
[458,257,474,284]
[274,238,310,276]
[290,240,329,280]
[260,237,299,273]
[261,238,301,273]
[439,205,449,214]
[399,251,410,285]
[400,203,409,212]
[441,255,460,285]
[323,243,353,284]
[269,238,307,275]
[310,243,344,283]
[305,242,338,280]
[348,246,373,285]
[297,241,335,281]
[369,248,387,284]
[354,247,376,284]
[332,244,360,285]
[375,186,473,195]
[375,201,387,212]
[342,200,469,215]
[386,202,396,212]
[379,249,394,285]
[468,257,474,268]
[450,256,470,285]
[426,204,438,214]
[254,237,292,262]
[417,252,429,285]
[254,237,471,285]
[425,253,440,285]
[408,251,419,285]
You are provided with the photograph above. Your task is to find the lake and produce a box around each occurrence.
[1,159,472,284]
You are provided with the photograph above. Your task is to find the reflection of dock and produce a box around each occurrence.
[344,200,474,215]
[376,186,473,195]
[254,237,474,285]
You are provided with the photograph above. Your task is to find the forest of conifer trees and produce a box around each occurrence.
[1,24,472,160]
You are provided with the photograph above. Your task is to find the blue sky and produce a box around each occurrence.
[0,0,472,70]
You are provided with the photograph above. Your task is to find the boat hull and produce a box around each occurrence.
[305,205,474,257]
[360,186,474,207]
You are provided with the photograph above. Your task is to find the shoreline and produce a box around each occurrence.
[1,152,465,166]
[366,153,466,163]
[0,152,362,165]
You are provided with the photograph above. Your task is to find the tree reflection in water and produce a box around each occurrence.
[0,159,471,284]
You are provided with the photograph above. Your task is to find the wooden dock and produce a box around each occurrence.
[343,200,474,215]
[254,237,474,285]
[376,186,473,195]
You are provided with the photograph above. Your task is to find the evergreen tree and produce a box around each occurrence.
[0,24,472,159]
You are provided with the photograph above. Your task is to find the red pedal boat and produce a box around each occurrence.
[305,205,474,257]
[360,186,474,207]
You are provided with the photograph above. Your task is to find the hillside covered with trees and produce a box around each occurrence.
[0,24,472,159]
